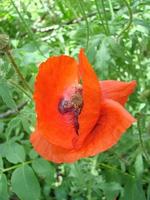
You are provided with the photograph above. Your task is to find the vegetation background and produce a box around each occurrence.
[0,0,150,199]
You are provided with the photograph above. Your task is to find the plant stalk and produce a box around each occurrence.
[6,49,33,94]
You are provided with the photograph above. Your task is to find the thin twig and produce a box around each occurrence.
[20,8,120,38]
[0,101,28,119]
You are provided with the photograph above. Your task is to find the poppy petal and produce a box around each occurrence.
[30,130,82,163]
[100,80,136,105]
[34,55,79,149]
[81,99,136,157]
[74,49,101,148]
[30,99,136,163]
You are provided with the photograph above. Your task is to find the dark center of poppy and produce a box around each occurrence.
[58,84,83,135]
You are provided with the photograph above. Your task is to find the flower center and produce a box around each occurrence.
[58,84,83,135]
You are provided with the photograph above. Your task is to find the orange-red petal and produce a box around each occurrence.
[30,130,82,163]
[30,99,136,163]
[100,80,136,105]
[74,49,101,148]
[81,99,136,157]
[30,51,137,163]
[34,55,79,149]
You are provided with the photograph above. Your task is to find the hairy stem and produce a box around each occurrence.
[117,0,133,39]
[78,0,90,50]
[95,0,108,35]
[101,0,110,34]
[6,49,33,94]
[108,0,115,20]
[9,80,32,99]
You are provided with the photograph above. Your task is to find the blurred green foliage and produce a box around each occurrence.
[0,0,150,199]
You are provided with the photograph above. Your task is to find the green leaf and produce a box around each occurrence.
[123,177,146,200]
[0,122,4,134]
[29,149,38,159]
[147,184,150,200]
[5,117,21,139]
[0,173,9,200]
[0,79,16,109]
[55,185,68,200]
[5,142,26,164]
[99,182,122,200]
[20,115,32,133]
[0,155,3,169]
[95,39,111,78]
[32,158,56,183]
[0,143,7,157]
[134,153,144,177]
[11,165,41,200]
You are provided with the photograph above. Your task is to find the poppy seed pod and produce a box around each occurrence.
[30,49,136,163]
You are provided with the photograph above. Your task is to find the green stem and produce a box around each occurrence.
[99,163,135,179]
[108,0,115,20]
[9,80,32,100]
[117,0,133,39]
[101,0,110,34]
[78,0,90,50]
[95,0,108,35]
[136,112,150,117]
[2,160,33,173]
[6,49,33,94]
[87,185,92,200]
[137,115,150,163]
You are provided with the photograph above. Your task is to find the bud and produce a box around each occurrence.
[0,34,9,52]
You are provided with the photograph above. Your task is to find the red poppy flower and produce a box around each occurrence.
[30,49,136,163]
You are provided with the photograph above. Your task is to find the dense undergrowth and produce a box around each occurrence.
[0,0,150,199]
